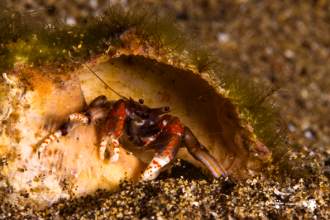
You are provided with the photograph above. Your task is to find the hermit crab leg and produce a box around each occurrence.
[99,99,127,162]
[183,127,227,178]
[141,116,184,181]
[36,113,90,158]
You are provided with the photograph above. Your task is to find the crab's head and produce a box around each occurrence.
[127,98,170,120]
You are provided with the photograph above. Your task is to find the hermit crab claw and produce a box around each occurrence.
[183,127,227,178]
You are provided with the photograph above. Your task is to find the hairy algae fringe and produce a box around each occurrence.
[175,37,286,159]
[188,49,287,159]
[0,4,286,160]
[219,66,287,152]
[0,4,185,72]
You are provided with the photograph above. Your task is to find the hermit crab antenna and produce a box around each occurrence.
[51,11,126,100]
[84,63,127,99]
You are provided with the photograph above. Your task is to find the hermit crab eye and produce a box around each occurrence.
[138,98,144,104]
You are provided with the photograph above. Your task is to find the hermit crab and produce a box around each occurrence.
[0,6,284,207]
[36,94,227,181]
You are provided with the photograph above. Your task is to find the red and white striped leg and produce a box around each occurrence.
[98,99,127,162]
[36,113,89,158]
[141,116,184,181]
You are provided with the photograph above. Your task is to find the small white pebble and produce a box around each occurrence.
[191,201,199,207]
[89,0,98,8]
[293,184,301,190]
[66,17,77,26]
[265,47,273,55]
[302,199,317,212]
[217,32,230,43]
[301,89,309,99]
[274,188,287,197]
[210,211,218,218]
[304,129,315,140]
[288,123,296,132]
[284,49,295,59]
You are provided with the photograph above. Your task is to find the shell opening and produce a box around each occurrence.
[78,55,261,177]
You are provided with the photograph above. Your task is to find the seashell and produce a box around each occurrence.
[0,6,284,207]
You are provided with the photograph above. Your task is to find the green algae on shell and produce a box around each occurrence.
[0,5,285,206]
